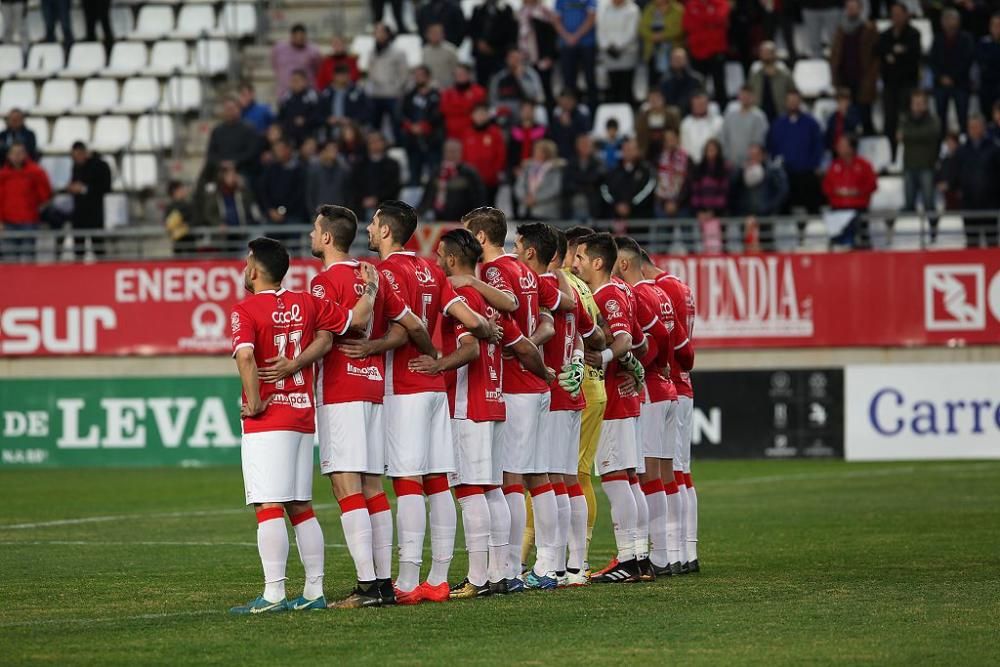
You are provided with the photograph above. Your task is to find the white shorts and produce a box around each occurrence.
[384,391,455,477]
[241,430,314,505]
[674,395,694,472]
[449,419,504,486]
[317,401,384,475]
[502,392,551,474]
[543,409,583,475]
[640,399,675,460]
[595,417,640,476]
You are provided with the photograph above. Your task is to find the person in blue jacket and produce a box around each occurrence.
[767,89,824,242]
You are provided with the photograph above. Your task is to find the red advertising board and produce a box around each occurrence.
[1,250,999,356]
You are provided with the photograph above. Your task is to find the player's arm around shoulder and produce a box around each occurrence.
[344,262,380,332]
[449,274,517,312]
[409,333,479,375]
[510,336,556,385]
[533,309,556,346]
[445,296,501,343]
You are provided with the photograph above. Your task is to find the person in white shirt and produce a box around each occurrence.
[597,0,641,104]
[679,91,722,166]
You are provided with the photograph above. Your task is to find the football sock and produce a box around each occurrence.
[566,483,588,572]
[455,485,490,587]
[336,494,374,584]
[290,507,326,600]
[425,474,455,587]
[256,507,288,603]
[601,473,637,563]
[504,484,526,580]
[664,477,683,564]
[393,478,426,593]
[685,473,699,562]
[521,492,535,566]
[578,470,598,555]
[366,493,393,580]
[553,483,570,574]
[484,486,511,584]
[643,479,668,568]
[630,476,650,561]
[674,470,689,564]
[529,483,558,576]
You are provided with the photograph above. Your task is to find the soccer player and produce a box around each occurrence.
[615,237,694,578]
[641,249,699,574]
[363,201,498,604]
[461,207,574,591]
[229,237,379,614]
[572,232,648,583]
[410,228,551,598]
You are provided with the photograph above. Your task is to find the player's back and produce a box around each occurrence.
[633,280,678,403]
[540,272,588,412]
[592,280,643,419]
[654,272,695,395]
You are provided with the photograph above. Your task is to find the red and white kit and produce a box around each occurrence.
[654,272,696,473]
[231,289,351,504]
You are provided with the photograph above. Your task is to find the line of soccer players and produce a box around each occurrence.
[228,201,699,614]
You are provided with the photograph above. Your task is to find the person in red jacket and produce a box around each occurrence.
[682,0,730,111]
[441,63,488,141]
[461,103,507,204]
[823,136,878,249]
[0,142,52,261]
[315,35,361,92]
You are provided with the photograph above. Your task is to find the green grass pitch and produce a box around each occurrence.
[1,460,998,665]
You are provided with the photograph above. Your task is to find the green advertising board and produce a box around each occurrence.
[0,377,246,468]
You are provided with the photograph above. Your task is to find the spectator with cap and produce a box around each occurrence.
[562,134,606,220]
[422,23,460,88]
[680,91,723,166]
[0,142,52,261]
[748,41,795,123]
[721,85,769,169]
[639,0,685,90]
[930,8,976,136]
[351,131,402,220]
[636,89,682,161]
[67,141,112,258]
[207,97,261,180]
[305,141,352,213]
[419,139,487,221]
[319,64,373,141]
[518,0,559,107]
[400,65,444,185]
[823,135,877,248]
[555,0,599,111]
[441,64,488,140]
[0,109,39,163]
[462,104,508,203]
[877,3,921,157]
[489,48,546,122]
[951,115,1000,248]
[824,87,864,153]
[417,0,467,47]
[768,89,824,242]
[278,69,322,148]
[898,89,941,238]
[660,47,705,116]
[547,88,593,159]
[238,81,275,134]
[255,138,307,237]
[469,0,519,88]
[315,36,361,92]
[829,0,879,135]
[976,14,1000,119]
[368,23,410,141]
[601,137,656,219]
[683,0,730,111]
[271,24,322,99]
[598,0,641,105]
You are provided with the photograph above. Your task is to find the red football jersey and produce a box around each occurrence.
[654,272,695,397]
[482,253,561,394]
[442,285,525,421]
[633,280,679,403]
[539,273,596,412]
[592,281,644,420]
[379,251,462,396]
[310,260,410,405]
[231,289,351,434]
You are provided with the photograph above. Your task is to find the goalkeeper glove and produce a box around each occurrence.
[558,357,585,398]
[619,351,646,388]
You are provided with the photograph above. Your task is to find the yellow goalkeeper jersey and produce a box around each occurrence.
[562,268,607,405]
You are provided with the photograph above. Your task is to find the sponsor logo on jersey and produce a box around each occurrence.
[270,392,312,408]
[606,299,621,315]
[311,284,326,299]
[346,361,384,381]
[413,265,433,285]
[230,311,240,333]
[484,388,503,402]
[485,266,502,286]
[518,272,537,290]
[272,304,303,324]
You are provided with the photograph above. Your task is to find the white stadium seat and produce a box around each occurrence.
[40,155,74,190]
[104,192,130,229]
[48,117,91,153]
[161,76,202,112]
[90,116,133,153]
[22,43,65,80]
[62,42,108,78]
[103,42,149,78]
[871,176,905,211]
[77,79,121,115]
[350,35,375,71]
[591,103,635,140]
[934,215,966,249]
[186,39,231,76]
[25,9,46,43]
[117,77,161,114]
[132,5,176,40]
[890,216,926,250]
[811,97,838,126]
[801,220,830,252]
[23,117,50,151]
[387,147,410,184]
[172,5,216,40]
[0,45,24,78]
[211,3,257,38]
[858,136,893,174]
[132,114,174,150]
[35,79,79,117]
[111,6,135,35]
[144,41,189,77]
[395,34,423,68]
[117,153,159,190]
[792,59,832,98]
[724,61,745,99]
[0,81,37,114]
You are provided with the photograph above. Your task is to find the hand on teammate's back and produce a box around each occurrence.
[258,356,296,383]
[240,395,272,418]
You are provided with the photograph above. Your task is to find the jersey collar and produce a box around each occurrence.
[256,288,287,296]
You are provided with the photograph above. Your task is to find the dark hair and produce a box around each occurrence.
[836,87,852,100]
[167,180,186,197]
[414,64,431,77]
[291,68,308,78]
[462,206,507,246]
[316,205,357,252]
[239,80,254,92]
[564,225,596,246]
[71,141,87,151]
[551,225,568,263]
[516,222,558,266]
[440,228,483,268]
[576,232,617,273]
[248,237,290,283]
[614,235,643,259]
[739,84,753,94]
[698,138,728,177]
[290,23,306,33]
[638,248,655,266]
[376,200,418,245]
[606,118,619,130]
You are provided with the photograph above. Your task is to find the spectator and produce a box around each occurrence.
[206,97,261,178]
[469,0,519,88]
[562,133,605,220]
[306,142,352,213]
[598,0,641,105]
[597,118,625,169]
[748,41,795,122]
[951,115,1000,247]
[278,69,322,148]
[371,0,411,34]
[680,91,723,165]
[417,0,467,46]
[337,121,369,167]
[721,85,769,168]
[423,23,460,89]
[555,0,599,111]
[67,141,112,257]
[315,36,360,92]
[400,65,444,185]
[271,24,322,99]
[489,48,546,121]
[441,64,488,140]
[877,3,921,157]
[953,0,990,40]
[547,88,593,159]
[636,89,682,160]
[508,101,548,179]
[898,90,941,237]
[351,131,402,220]
[82,0,113,50]
[419,139,487,221]
[203,162,260,249]
[320,64,373,141]
[935,131,962,213]
[729,0,765,72]
[660,47,705,116]
[990,101,1000,143]
[768,90,824,241]
[518,0,559,107]
[299,136,318,163]
[368,23,410,141]
[976,14,1000,119]
[639,0,685,90]
[731,143,789,250]
[829,0,879,135]
[261,123,285,164]
[761,0,797,63]
[800,0,841,57]
[0,109,38,162]
[515,139,564,219]
[689,139,731,249]
[40,0,72,49]
[0,143,52,261]
[654,127,692,248]
[601,137,656,219]
[824,87,864,153]
[256,139,307,235]
[462,104,508,202]
[2,0,27,44]
[164,180,195,257]
[930,9,976,135]
[823,135,877,247]
[682,0,730,111]
[239,81,275,134]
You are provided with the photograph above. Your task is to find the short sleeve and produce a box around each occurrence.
[483,263,516,299]
[635,291,659,332]
[597,291,631,338]
[538,273,561,310]
[501,313,525,347]
[230,304,256,357]
[311,294,352,335]
[440,277,463,315]
[382,285,410,322]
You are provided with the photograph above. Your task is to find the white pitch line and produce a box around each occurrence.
[0,609,222,629]
[0,539,348,548]
[704,461,998,487]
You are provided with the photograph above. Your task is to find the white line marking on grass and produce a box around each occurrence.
[0,540,348,548]
[709,462,997,487]
[0,609,222,628]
